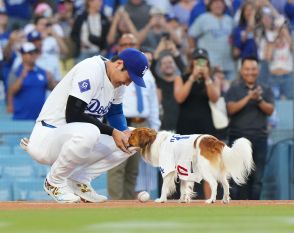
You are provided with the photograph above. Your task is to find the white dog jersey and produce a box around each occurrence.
[37,56,125,126]
[159,134,203,183]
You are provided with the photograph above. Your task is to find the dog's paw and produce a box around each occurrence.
[205,198,216,204]
[155,198,166,203]
[222,195,230,204]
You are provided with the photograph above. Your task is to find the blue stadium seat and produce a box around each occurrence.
[0,134,31,148]
[0,145,12,155]
[0,112,12,120]
[0,100,12,120]
[13,179,51,201]
[0,180,13,201]
[0,157,37,179]
[34,164,50,178]
[274,100,293,130]
[2,164,36,179]
[0,120,34,147]
[13,145,29,156]
[0,120,35,133]
[91,173,108,197]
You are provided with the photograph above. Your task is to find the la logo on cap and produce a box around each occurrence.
[142,66,148,76]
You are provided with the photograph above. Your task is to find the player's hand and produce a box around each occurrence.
[123,129,132,138]
[192,65,203,80]
[203,66,210,80]
[112,129,130,154]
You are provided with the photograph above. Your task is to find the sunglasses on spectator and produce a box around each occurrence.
[23,50,38,55]
[119,43,136,47]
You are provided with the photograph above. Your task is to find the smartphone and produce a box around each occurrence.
[196,58,206,67]
[162,32,170,40]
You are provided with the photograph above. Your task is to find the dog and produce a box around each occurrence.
[128,127,254,204]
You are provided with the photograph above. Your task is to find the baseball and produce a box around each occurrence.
[137,191,150,202]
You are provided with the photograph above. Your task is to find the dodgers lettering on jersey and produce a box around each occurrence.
[85,99,112,118]
[170,134,190,142]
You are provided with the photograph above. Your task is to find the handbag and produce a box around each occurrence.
[209,97,229,129]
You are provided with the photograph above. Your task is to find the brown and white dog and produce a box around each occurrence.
[128,127,254,204]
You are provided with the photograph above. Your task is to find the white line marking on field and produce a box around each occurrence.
[0,222,10,228]
[281,217,294,225]
[86,221,194,233]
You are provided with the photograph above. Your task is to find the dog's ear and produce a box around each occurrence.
[129,128,157,149]
[138,128,157,148]
[128,129,140,147]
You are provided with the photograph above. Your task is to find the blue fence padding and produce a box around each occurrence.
[13,179,51,201]
[91,173,108,197]
[0,180,13,201]
[261,139,294,200]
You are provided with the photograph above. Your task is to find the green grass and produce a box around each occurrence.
[0,206,294,233]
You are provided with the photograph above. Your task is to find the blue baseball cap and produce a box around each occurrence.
[27,30,42,42]
[118,48,148,88]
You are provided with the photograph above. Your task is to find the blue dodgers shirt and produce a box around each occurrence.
[13,65,48,120]
[4,0,36,20]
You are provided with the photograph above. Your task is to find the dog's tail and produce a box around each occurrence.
[222,138,255,185]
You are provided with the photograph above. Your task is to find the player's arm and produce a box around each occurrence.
[66,95,114,136]
[66,95,130,153]
[105,103,128,131]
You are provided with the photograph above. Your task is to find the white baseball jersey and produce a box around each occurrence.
[37,56,125,126]
[159,134,202,182]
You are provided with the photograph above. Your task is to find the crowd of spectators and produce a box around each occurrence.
[0,0,293,200]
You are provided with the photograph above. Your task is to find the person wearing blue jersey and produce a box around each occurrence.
[7,42,56,120]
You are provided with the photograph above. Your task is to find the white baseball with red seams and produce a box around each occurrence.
[137,191,150,202]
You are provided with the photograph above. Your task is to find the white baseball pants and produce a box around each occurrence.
[27,122,131,187]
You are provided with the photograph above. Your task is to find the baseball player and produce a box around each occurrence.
[21,48,148,203]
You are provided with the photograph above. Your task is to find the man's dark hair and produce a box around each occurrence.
[34,16,46,25]
[140,46,154,54]
[110,56,126,71]
[110,55,120,62]
[241,56,259,66]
